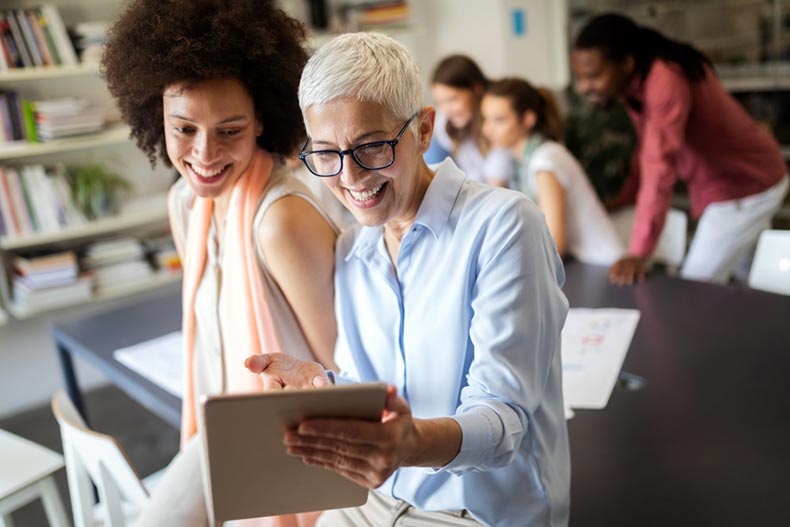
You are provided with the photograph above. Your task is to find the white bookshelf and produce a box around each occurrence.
[6,271,181,320]
[0,62,100,82]
[0,125,131,161]
[0,205,169,250]
[717,63,790,93]
[0,48,173,323]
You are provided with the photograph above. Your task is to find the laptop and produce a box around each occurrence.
[749,230,790,295]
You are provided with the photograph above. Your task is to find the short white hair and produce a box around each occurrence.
[299,32,423,133]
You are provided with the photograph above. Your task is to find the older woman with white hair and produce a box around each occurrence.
[247,33,570,527]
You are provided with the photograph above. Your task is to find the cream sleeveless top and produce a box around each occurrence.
[169,161,338,429]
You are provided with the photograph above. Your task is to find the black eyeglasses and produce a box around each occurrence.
[298,113,418,177]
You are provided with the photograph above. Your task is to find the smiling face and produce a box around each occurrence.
[431,83,479,130]
[304,98,433,229]
[571,48,633,107]
[163,78,262,199]
[481,94,532,151]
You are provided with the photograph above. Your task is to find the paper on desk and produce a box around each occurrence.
[113,331,183,398]
[561,308,640,409]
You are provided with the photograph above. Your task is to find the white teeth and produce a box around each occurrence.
[190,164,226,178]
[349,183,384,202]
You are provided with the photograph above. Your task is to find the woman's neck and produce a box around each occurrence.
[383,163,435,262]
[511,134,531,161]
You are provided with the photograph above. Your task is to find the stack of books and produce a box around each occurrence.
[83,237,154,294]
[34,98,105,141]
[0,164,86,239]
[0,5,79,70]
[12,250,93,312]
[355,2,411,28]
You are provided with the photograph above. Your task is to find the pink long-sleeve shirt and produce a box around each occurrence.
[624,59,786,257]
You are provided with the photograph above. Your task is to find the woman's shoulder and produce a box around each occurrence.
[529,141,585,188]
[258,160,336,227]
[646,59,688,83]
[168,177,194,227]
[530,140,573,170]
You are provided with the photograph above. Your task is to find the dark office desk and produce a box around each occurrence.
[563,261,790,526]
[53,262,790,526]
[53,287,183,429]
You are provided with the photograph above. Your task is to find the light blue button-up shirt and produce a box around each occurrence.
[334,158,570,527]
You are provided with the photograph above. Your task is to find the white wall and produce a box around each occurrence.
[0,313,106,418]
[280,0,571,96]
[416,0,570,90]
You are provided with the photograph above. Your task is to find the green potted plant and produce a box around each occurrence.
[68,165,131,220]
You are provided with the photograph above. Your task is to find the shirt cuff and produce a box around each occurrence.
[439,407,504,473]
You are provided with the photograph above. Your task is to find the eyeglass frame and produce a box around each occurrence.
[297,112,419,177]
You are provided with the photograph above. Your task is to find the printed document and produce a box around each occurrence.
[561,308,640,409]
[114,331,183,398]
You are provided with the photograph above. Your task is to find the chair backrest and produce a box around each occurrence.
[748,229,790,295]
[611,207,688,269]
[51,391,149,527]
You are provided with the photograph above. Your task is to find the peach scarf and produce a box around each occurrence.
[173,149,320,527]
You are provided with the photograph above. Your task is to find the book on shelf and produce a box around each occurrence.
[13,274,93,312]
[11,249,93,312]
[0,94,105,144]
[344,1,411,29]
[13,250,77,288]
[0,164,86,239]
[0,5,78,71]
[83,237,145,268]
[82,237,156,294]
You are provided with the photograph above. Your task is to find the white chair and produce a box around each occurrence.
[0,428,69,527]
[748,230,790,295]
[51,391,163,527]
[611,206,688,272]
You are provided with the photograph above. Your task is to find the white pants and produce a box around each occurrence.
[317,491,482,527]
[135,436,261,527]
[136,435,211,526]
[681,175,789,283]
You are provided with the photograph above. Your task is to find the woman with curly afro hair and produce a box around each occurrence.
[102,1,337,525]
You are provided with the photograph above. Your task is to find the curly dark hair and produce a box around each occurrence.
[102,0,309,167]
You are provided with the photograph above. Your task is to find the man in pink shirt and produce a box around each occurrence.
[571,13,789,285]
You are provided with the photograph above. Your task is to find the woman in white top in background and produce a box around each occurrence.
[426,55,514,184]
[481,77,624,266]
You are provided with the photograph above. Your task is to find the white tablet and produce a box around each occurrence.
[201,382,388,524]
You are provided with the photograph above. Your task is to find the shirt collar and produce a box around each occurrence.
[345,157,466,261]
